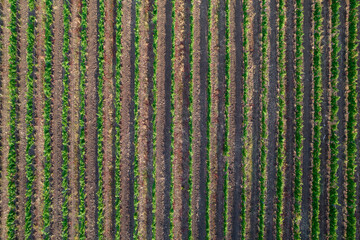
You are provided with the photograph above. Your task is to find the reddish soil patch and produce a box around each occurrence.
[137,0,155,238]
[190,0,209,238]
[154,0,172,238]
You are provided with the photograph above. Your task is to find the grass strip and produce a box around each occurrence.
[61,0,71,237]
[259,0,269,238]
[294,0,304,238]
[24,0,36,237]
[329,0,340,239]
[311,1,323,238]
[7,0,19,238]
[345,0,359,238]
[275,0,286,238]
[115,0,123,238]
[42,0,54,237]
[240,0,249,238]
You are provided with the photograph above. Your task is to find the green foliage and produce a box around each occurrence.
[79,0,88,236]
[346,0,359,238]
[240,0,249,238]
[61,0,71,237]
[294,0,304,238]
[7,0,19,238]
[42,0,54,238]
[276,0,286,239]
[25,0,36,238]
[115,0,123,238]
[96,0,105,236]
[311,1,323,239]
[329,0,340,239]
[259,0,268,238]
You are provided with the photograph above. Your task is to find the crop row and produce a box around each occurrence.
[345,0,358,238]
[7,0,19,238]
[329,0,340,239]
[311,0,323,239]
[25,0,36,238]
[276,0,286,238]
[115,0,123,238]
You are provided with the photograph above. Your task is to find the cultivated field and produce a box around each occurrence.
[0,0,359,239]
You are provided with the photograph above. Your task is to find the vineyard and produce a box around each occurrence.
[0,0,360,239]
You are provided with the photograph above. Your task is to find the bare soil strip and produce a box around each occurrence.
[209,0,226,238]
[225,0,241,238]
[0,1,10,238]
[319,0,331,238]
[137,0,155,238]
[336,0,348,237]
[33,0,46,237]
[249,0,262,238]
[172,0,191,238]
[120,0,136,238]
[264,0,278,238]
[154,0,172,237]
[283,0,296,238]
[17,0,28,237]
[68,0,81,237]
[103,0,115,237]
[51,0,64,236]
[85,0,98,236]
[300,0,313,237]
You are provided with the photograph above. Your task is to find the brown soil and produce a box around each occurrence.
[33,0,46,237]
[264,0,279,238]
[51,0,65,236]
[209,0,226,238]
[190,0,209,238]
[283,0,296,238]
[154,0,172,238]
[172,0,191,238]
[103,0,115,237]
[336,0,348,238]
[120,0,136,238]
[137,0,154,238]
[68,0,81,237]
[0,0,10,238]
[85,0,99,236]
[319,0,331,238]
[300,0,313,237]
[225,0,242,238]
[17,0,29,237]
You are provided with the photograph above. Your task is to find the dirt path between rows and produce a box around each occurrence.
[103,0,115,237]
[283,0,296,238]
[17,0,29,237]
[319,0,331,238]
[300,0,313,237]
[68,0,81,237]
[225,0,241,238]
[154,0,172,238]
[172,0,191,238]
[264,0,278,238]
[337,1,348,238]
[137,0,155,238]
[120,0,136,238]
[85,0,99,236]
[33,0,46,237]
[0,0,10,238]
